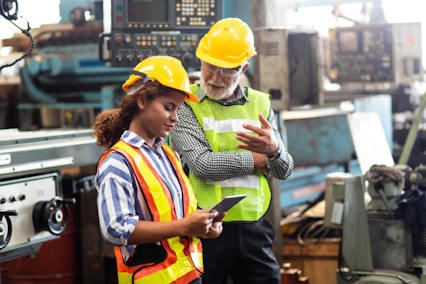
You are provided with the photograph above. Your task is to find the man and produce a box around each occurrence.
[170,18,294,284]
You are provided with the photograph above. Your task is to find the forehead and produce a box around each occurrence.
[157,88,186,103]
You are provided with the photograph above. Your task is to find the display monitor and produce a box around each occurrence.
[128,0,168,24]
[111,0,222,30]
[337,30,360,53]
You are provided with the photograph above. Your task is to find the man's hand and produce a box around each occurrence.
[236,113,279,157]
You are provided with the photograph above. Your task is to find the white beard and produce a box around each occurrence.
[200,75,240,101]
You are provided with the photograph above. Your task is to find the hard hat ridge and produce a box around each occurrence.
[122,56,199,102]
[196,17,257,68]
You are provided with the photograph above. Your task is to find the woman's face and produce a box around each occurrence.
[131,89,185,145]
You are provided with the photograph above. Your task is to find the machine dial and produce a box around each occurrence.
[0,210,18,250]
[32,197,76,236]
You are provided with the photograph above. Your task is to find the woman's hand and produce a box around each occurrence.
[182,209,218,236]
[200,211,226,239]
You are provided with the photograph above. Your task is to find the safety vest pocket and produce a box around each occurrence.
[125,244,168,267]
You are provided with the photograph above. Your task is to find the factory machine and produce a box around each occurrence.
[0,0,104,268]
[320,24,426,277]
[0,128,103,263]
[317,22,426,283]
[99,0,223,69]
[327,23,423,86]
[6,0,131,131]
[324,164,426,284]
[325,22,425,169]
[12,0,226,130]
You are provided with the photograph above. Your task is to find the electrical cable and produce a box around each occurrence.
[337,235,354,282]
[0,17,35,72]
[295,219,331,278]
[296,219,329,246]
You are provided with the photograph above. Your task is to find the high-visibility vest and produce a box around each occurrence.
[185,86,272,222]
[98,140,203,284]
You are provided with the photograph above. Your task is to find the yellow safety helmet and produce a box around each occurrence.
[196,18,257,68]
[122,56,199,102]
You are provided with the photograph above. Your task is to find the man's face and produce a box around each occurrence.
[199,61,243,101]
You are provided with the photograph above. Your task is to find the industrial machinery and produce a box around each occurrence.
[0,128,103,262]
[99,0,224,69]
[325,22,425,170]
[9,0,131,131]
[13,0,225,130]
[253,26,323,111]
[0,0,105,268]
[324,168,426,283]
[0,0,35,74]
[327,23,423,86]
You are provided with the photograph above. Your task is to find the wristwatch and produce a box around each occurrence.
[267,146,282,162]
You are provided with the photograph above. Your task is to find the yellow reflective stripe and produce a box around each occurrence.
[115,141,173,221]
[202,117,260,132]
[186,88,273,222]
[190,237,203,269]
[162,145,198,215]
[117,271,132,283]
[112,141,202,283]
[132,238,194,284]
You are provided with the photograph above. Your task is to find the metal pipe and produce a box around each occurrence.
[398,91,426,165]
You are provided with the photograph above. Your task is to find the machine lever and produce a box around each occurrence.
[0,209,18,216]
[0,209,17,250]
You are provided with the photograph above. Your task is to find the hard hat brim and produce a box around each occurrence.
[184,91,199,102]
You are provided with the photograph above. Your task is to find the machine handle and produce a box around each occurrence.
[0,209,18,250]
[32,197,76,236]
[0,0,18,21]
[98,32,112,62]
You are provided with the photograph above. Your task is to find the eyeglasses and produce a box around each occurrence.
[202,62,242,78]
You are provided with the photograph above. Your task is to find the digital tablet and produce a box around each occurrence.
[209,194,247,213]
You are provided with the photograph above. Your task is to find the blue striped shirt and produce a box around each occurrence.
[95,130,184,260]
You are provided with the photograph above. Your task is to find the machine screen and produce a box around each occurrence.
[106,0,223,68]
[128,0,168,23]
[338,30,359,53]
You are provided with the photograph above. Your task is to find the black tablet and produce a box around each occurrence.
[209,194,247,213]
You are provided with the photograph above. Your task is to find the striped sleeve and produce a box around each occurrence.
[95,152,139,246]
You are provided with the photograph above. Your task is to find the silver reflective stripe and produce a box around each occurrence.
[202,117,260,133]
[206,175,259,189]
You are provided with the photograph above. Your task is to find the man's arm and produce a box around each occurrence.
[170,103,253,181]
[267,109,294,180]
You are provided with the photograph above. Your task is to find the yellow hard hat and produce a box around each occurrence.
[122,56,199,102]
[196,18,257,68]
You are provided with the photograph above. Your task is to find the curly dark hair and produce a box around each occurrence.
[93,81,170,149]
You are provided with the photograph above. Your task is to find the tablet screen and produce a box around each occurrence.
[209,194,247,213]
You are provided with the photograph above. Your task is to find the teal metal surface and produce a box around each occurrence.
[280,160,361,208]
[283,108,354,167]
[223,0,251,24]
[325,94,393,152]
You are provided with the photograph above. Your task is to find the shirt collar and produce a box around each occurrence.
[198,84,249,106]
[120,130,165,150]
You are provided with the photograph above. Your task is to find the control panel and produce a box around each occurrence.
[0,173,75,262]
[327,23,423,85]
[101,0,223,68]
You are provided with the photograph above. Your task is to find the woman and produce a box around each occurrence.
[94,56,224,284]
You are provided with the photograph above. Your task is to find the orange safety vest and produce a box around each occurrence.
[98,140,203,284]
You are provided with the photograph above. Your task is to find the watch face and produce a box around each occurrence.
[269,147,281,161]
